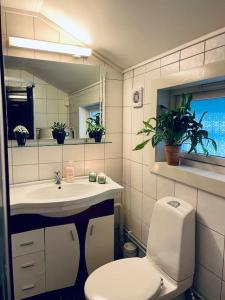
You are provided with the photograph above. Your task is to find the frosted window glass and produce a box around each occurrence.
[182,97,225,157]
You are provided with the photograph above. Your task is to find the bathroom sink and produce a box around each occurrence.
[10,176,123,217]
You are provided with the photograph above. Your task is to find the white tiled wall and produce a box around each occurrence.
[5,68,69,128]
[123,31,225,300]
[3,9,123,202]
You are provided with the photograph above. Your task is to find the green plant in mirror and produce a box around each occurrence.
[86,113,106,143]
[50,122,67,133]
[134,94,217,156]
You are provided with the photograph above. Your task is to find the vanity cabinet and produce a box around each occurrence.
[45,224,80,292]
[11,199,114,300]
[85,215,114,274]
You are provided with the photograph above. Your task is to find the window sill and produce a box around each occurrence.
[151,162,225,198]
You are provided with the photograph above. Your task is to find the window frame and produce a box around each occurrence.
[172,80,225,168]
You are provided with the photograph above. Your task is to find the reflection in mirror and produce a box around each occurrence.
[4,56,103,145]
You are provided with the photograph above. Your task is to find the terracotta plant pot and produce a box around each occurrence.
[164,145,181,166]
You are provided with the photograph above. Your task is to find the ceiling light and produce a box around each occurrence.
[8,37,92,57]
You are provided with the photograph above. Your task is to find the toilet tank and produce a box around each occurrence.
[147,196,195,282]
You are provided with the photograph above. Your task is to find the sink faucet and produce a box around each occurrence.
[54,171,62,185]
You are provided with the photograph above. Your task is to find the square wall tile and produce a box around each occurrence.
[105,107,122,133]
[161,62,179,77]
[39,146,62,163]
[161,51,180,66]
[124,70,133,80]
[123,106,132,133]
[130,214,142,240]
[157,176,175,199]
[134,65,146,76]
[39,162,62,180]
[133,73,145,90]
[122,185,131,211]
[194,264,222,300]
[85,159,105,175]
[105,133,122,159]
[12,147,38,166]
[130,188,142,219]
[123,78,133,107]
[6,12,34,38]
[146,59,160,72]
[142,194,155,226]
[34,18,59,42]
[142,165,157,199]
[105,80,123,107]
[63,145,84,162]
[205,46,225,65]
[8,166,13,185]
[123,159,131,186]
[131,106,143,134]
[141,222,150,246]
[85,144,104,160]
[206,33,225,51]
[196,223,224,277]
[130,161,143,192]
[174,182,197,209]
[13,165,39,184]
[123,134,132,160]
[131,134,143,164]
[197,190,225,235]
[105,158,122,184]
[180,53,204,71]
[180,42,205,60]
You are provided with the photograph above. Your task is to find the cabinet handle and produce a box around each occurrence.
[89,224,94,236]
[70,230,75,241]
[21,284,35,291]
[20,241,34,247]
[21,262,34,269]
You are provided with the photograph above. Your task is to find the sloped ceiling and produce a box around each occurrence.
[3,0,225,69]
[5,56,100,94]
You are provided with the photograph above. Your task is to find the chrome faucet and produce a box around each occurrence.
[54,171,62,185]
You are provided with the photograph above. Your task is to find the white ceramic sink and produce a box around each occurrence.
[10,176,123,217]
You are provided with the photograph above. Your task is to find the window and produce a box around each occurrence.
[182,97,225,157]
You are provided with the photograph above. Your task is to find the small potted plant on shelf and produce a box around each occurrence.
[13,125,29,146]
[50,122,67,144]
[134,94,217,165]
[86,114,106,143]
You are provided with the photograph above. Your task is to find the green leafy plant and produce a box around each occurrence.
[86,113,106,135]
[134,95,217,156]
[50,122,67,133]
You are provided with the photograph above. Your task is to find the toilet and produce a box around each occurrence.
[85,196,195,300]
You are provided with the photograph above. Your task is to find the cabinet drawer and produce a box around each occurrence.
[14,273,45,300]
[13,251,45,279]
[12,229,44,257]
[13,252,45,300]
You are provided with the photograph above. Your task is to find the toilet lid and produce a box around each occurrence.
[85,257,162,300]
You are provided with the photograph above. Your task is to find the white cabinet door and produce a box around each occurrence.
[45,223,80,292]
[85,215,114,274]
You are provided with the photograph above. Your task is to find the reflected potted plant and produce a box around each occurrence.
[134,95,217,165]
[86,114,106,143]
[50,122,67,144]
[13,125,29,146]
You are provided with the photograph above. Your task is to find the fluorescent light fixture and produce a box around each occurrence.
[8,36,92,57]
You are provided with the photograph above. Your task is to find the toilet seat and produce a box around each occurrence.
[84,257,162,300]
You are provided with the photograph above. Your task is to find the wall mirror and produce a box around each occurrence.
[4,56,105,146]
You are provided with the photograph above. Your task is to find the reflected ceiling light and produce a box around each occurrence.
[8,36,92,57]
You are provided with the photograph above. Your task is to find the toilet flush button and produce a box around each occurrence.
[167,200,180,208]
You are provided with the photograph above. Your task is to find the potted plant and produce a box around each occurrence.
[86,114,106,143]
[13,125,29,146]
[50,122,67,144]
[134,95,217,165]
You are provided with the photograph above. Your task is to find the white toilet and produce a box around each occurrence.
[85,196,195,300]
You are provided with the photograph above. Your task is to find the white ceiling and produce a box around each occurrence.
[5,56,100,94]
[3,0,225,69]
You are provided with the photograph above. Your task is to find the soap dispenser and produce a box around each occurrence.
[65,161,75,183]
